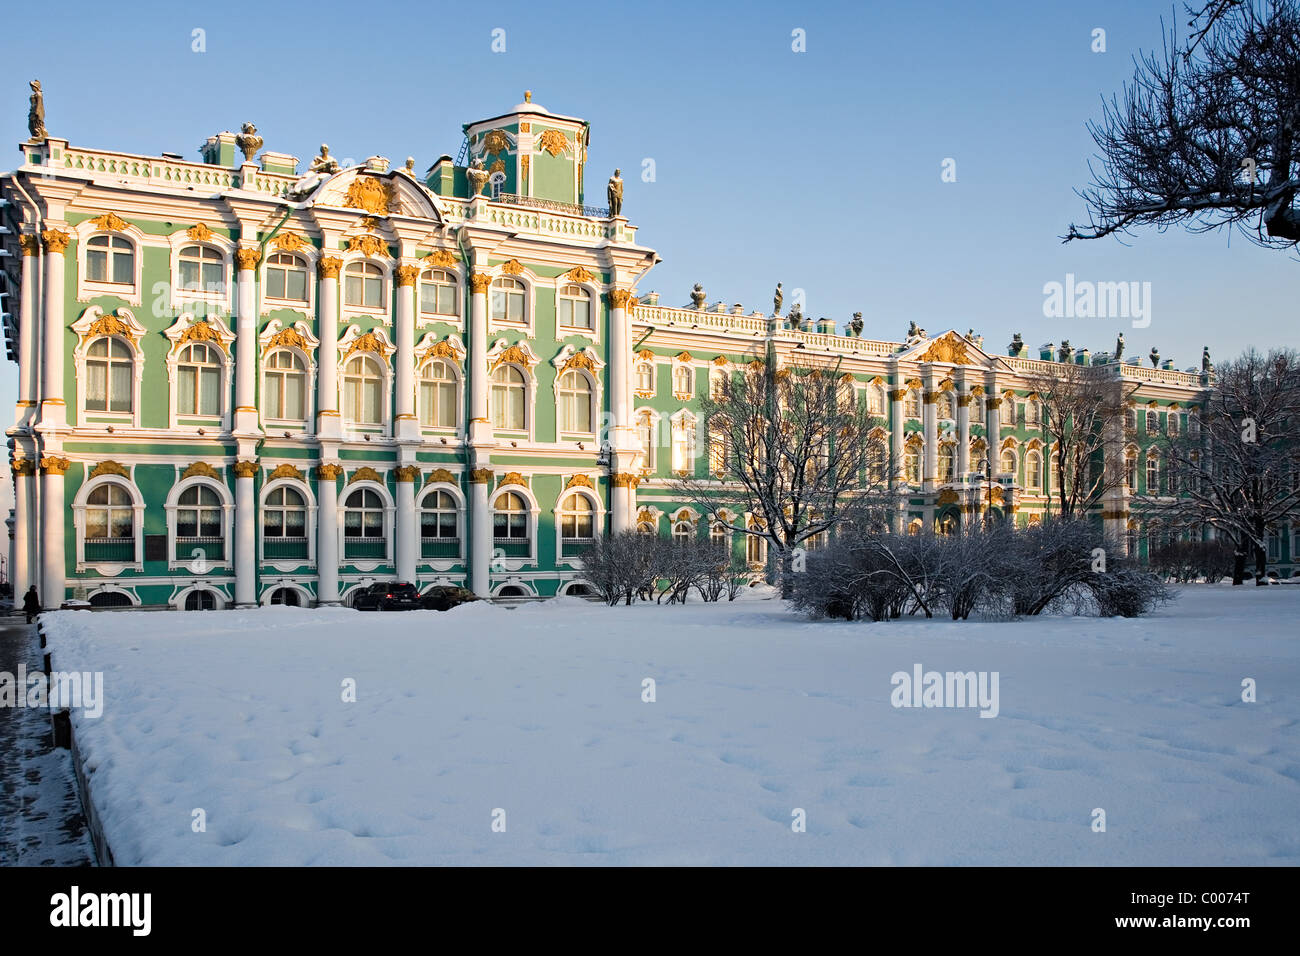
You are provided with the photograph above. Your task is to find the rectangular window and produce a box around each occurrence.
[87,249,107,283]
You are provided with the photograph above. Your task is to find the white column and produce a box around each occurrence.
[394,266,418,440]
[317,258,341,439]
[469,274,489,424]
[395,467,418,582]
[16,237,39,426]
[234,248,260,433]
[12,462,34,596]
[611,475,633,534]
[469,470,491,596]
[889,386,905,485]
[234,462,257,606]
[39,458,67,609]
[316,464,341,604]
[922,384,938,491]
[985,391,1002,519]
[608,289,636,534]
[39,229,69,426]
[956,393,971,480]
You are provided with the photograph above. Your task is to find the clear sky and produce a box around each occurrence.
[1,0,1295,417]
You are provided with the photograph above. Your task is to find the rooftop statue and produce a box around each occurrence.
[235,122,263,162]
[1059,340,1072,362]
[27,79,46,141]
[467,157,490,197]
[850,312,864,337]
[1009,332,1024,354]
[403,156,416,175]
[607,169,623,217]
[1202,346,1213,373]
[287,144,341,200]
[1149,346,1160,368]
[690,283,707,309]
[1114,332,1125,361]
[773,282,783,316]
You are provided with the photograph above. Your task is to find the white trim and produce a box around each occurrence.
[261,246,319,314]
[71,306,147,429]
[340,479,395,567]
[163,473,235,572]
[259,318,319,435]
[72,472,145,573]
[172,583,230,611]
[337,324,396,437]
[487,268,534,335]
[259,476,318,567]
[339,254,393,320]
[553,275,602,340]
[162,312,236,432]
[166,230,235,313]
[73,218,147,306]
[417,481,467,571]
[490,480,539,570]
[553,484,604,569]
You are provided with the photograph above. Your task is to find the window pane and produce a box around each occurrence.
[267,269,286,299]
[112,251,133,285]
[179,259,200,291]
[266,375,283,419]
[437,382,455,426]
[110,510,133,538]
[345,275,362,305]
[86,510,108,538]
[286,268,307,300]
[438,285,454,315]
[110,362,132,412]
[285,373,303,419]
[178,366,196,414]
[365,277,381,309]
[363,379,380,423]
[87,250,106,282]
[200,367,220,415]
[87,362,107,411]
[202,261,223,293]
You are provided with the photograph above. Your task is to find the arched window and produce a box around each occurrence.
[709,422,729,475]
[85,483,134,561]
[493,492,530,555]
[490,276,525,322]
[557,370,593,433]
[85,234,134,285]
[559,493,595,553]
[1126,522,1139,558]
[89,590,133,608]
[1167,413,1180,437]
[709,523,727,547]
[937,394,954,420]
[269,587,301,606]
[940,445,956,483]
[265,350,307,421]
[557,284,592,329]
[489,171,506,200]
[1026,450,1042,490]
[266,252,308,302]
[419,269,458,317]
[1125,450,1138,489]
[184,589,218,611]
[905,390,921,418]
[672,520,693,544]
[710,368,728,400]
[999,448,1016,477]
[1125,407,1137,431]
[636,410,656,472]
[491,365,526,430]
[344,261,384,309]
[1026,400,1041,426]
[177,342,222,416]
[1048,453,1060,491]
[343,487,386,559]
[176,485,223,559]
[1145,410,1158,433]
[419,359,458,428]
[867,386,884,416]
[342,354,383,425]
[671,414,696,473]
[637,520,656,535]
[635,361,654,395]
[263,486,308,559]
[420,489,459,558]
[672,363,693,398]
[178,244,224,295]
[85,337,134,413]
[1146,454,1161,495]
[746,528,767,564]
[904,449,920,483]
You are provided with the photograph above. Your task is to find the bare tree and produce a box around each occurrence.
[672,355,891,598]
[1066,0,1300,249]
[1139,347,1300,584]
[1023,362,1138,518]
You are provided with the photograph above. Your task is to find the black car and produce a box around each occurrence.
[352,581,422,611]
[419,585,481,612]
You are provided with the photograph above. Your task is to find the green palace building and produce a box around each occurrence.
[2,92,1286,609]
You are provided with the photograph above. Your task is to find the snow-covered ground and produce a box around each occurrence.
[40,586,1299,866]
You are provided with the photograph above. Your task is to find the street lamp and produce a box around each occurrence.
[976,456,995,525]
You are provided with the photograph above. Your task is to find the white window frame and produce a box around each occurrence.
[554,486,604,568]
[491,482,540,570]
[418,481,467,571]
[262,250,315,311]
[260,478,318,571]
[167,231,235,312]
[75,219,146,306]
[71,306,147,429]
[339,480,395,570]
[341,257,391,317]
[73,473,145,573]
[164,475,235,572]
[163,312,236,432]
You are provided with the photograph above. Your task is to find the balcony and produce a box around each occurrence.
[493,537,530,558]
[561,536,595,558]
[264,536,309,561]
[344,536,386,560]
[421,536,460,559]
[496,192,609,219]
[84,537,133,562]
[176,536,224,562]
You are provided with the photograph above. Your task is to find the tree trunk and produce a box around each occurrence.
[1254,519,1268,586]
[779,547,794,599]
[1232,531,1247,586]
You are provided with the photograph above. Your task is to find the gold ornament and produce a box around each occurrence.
[40,456,72,476]
[186,223,214,242]
[499,259,525,276]
[566,474,593,489]
[41,229,71,253]
[500,471,528,487]
[394,465,421,482]
[316,463,345,480]
[88,460,130,478]
[11,459,36,476]
[606,289,634,309]
[233,461,259,478]
[469,468,493,484]
[395,264,420,287]
[470,273,492,293]
[425,249,457,268]
[612,474,639,488]
[347,234,389,258]
[89,212,130,232]
[483,130,510,155]
[19,234,39,256]
[235,248,261,271]
[318,256,343,279]
[349,466,384,484]
[178,321,226,351]
[181,462,221,480]
[565,266,596,284]
[917,332,971,365]
[272,233,313,252]
[537,129,568,157]
[343,330,391,360]
[489,344,534,372]
[559,350,597,375]
[427,468,457,484]
[269,463,304,481]
[82,312,140,347]
[267,326,311,352]
[343,176,393,215]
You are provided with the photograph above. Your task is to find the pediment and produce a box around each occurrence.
[896,330,1004,368]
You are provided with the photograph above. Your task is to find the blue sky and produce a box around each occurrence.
[1,0,1294,410]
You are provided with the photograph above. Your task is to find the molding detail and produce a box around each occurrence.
[424,249,457,268]
[349,466,384,484]
[316,464,344,481]
[470,272,492,293]
[88,212,130,232]
[318,256,343,279]
[40,456,72,476]
[346,234,389,258]
[565,266,597,283]
[268,463,304,481]
[469,468,493,484]
[612,473,640,488]
[427,468,457,485]
[606,289,635,309]
[499,471,528,487]
[271,232,313,252]
[395,264,420,287]
[88,460,130,479]
[537,129,568,156]
[917,332,971,365]
[343,176,394,215]
[11,459,36,477]
[41,229,71,253]
[499,259,526,276]
[566,474,593,489]
[234,248,262,271]
[233,461,259,478]
[186,223,214,242]
[394,465,421,482]
[181,462,221,480]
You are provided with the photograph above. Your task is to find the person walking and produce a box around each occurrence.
[23,585,40,624]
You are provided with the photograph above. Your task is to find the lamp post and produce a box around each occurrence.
[976,456,994,525]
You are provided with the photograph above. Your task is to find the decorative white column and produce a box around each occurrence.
[316,257,342,439]
[11,460,34,597]
[394,265,419,440]
[316,464,342,604]
[469,468,492,596]
[234,248,261,434]
[233,460,257,606]
[395,465,419,582]
[16,235,39,426]
[607,288,637,533]
[956,392,971,480]
[922,382,939,492]
[38,456,69,609]
[39,229,70,426]
[889,385,905,486]
[985,390,1003,519]
[467,273,494,595]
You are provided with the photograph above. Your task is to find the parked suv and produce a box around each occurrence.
[420,585,480,612]
[352,582,422,611]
